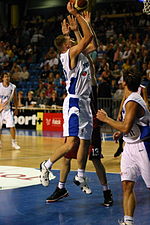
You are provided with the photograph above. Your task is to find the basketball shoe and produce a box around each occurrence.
[73,175,92,194]
[12,141,20,150]
[40,160,50,187]
[46,187,69,203]
[103,189,113,207]
[118,219,134,225]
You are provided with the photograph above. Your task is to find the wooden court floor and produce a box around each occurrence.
[0,129,121,173]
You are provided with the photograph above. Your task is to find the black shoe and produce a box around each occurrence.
[114,147,123,157]
[103,189,113,207]
[46,187,69,203]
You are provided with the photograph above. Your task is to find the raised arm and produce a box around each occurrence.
[67,2,93,65]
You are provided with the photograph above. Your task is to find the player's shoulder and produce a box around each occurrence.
[10,82,16,89]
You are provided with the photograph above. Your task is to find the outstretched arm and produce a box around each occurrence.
[67,2,93,67]
[96,101,138,133]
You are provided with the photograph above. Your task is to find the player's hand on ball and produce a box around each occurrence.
[67,2,78,16]
[96,109,108,122]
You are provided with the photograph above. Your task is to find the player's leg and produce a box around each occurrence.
[119,143,136,225]
[6,110,20,150]
[74,138,92,194]
[119,180,135,225]
[114,136,123,157]
[40,136,79,186]
[92,158,113,207]
[46,157,71,203]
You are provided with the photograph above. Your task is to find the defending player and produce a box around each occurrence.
[0,72,20,149]
[97,69,150,225]
[40,2,94,193]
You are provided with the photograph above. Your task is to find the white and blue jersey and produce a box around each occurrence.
[0,82,16,110]
[60,50,93,140]
[122,92,150,144]
[0,82,16,128]
[121,92,150,187]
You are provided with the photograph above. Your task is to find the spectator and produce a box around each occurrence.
[47,91,61,108]
[17,91,25,107]
[36,90,49,108]
[25,91,37,107]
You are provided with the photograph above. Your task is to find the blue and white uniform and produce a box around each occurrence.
[0,82,16,128]
[60,49,93,140]
[121,92,150,187]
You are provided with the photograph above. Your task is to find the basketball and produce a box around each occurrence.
[70,0,88,11]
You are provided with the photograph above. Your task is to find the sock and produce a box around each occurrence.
[12,139,16,143]
[102,185,109,191]
[45,159,53,169]
[58,182,65,189]
[124,216,134,224]
[77,169,85,178]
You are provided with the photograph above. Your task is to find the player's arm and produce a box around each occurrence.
[96,101,139,133]
[67,3,93,64]
[117,92,126,121]
[13,89,19,115]
[141,86,149,108]
[81,11,98,54]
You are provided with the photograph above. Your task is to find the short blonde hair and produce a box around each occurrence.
[54,35,67,50]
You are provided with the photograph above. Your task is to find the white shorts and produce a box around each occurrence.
[0,109,15,128]
[121,141,150,188]
[63,95,93,140]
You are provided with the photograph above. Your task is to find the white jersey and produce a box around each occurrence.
[122,92,150,143]
[60,49,92,99]
[0,82,16,110]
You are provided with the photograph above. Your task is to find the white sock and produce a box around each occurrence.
[12,139,16,143]
[77,169,85,178]
[58,182,65,189]
[124,216,134,224]
[45,159,53,169]
[102,185,109,191]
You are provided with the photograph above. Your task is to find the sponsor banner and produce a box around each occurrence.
[0,166,56,190]
[36,112,44,131]
[14,110,37,129]
[43,113,63,131]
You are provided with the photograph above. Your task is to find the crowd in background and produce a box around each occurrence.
[0,1,150,109]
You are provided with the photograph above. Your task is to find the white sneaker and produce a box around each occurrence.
[118,219,134,225]
[40,161,50,187]
[12,141,21,150]
[73,175,92,194]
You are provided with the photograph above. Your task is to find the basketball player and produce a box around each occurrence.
[40,2,94,193]
[114,82,149,157]
[0,72,20,149]
[45,13,113,207]
[96,69,150,225]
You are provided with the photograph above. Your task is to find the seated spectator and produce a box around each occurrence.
[45,72,54,84]
[36,91,49,108]
[17,91,25,107]
[19,66,30,80]
[47,91,61,108]
[25,91,37,107]
[112,64,122,81]
[35,80,46,97]
[45,82,54,97]
[54,72,64,97]
[11,61,22,81]
[113,82,124,100]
